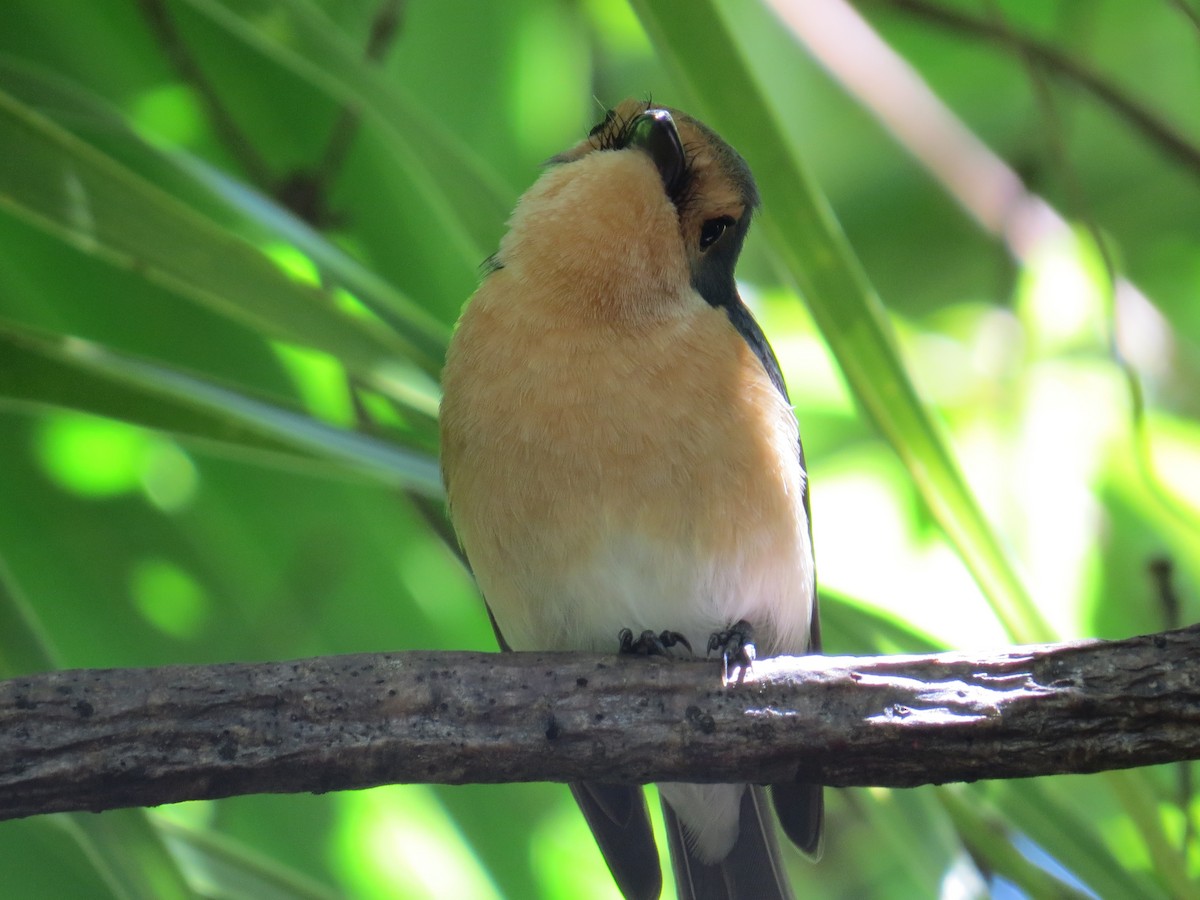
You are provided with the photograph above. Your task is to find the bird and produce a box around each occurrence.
[439,99,822,900]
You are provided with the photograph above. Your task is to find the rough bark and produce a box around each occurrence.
[2,624,1198,821]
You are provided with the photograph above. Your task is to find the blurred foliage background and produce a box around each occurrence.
[1,0,1198,897]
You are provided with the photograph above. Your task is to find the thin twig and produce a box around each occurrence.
[1165,0,1200,35]
[315,0,405,180]
[867,0,1200,181]
[981,0,1116,282]
[277,0,406,227]
[1151,556,1182,631]
[136,0,274,189]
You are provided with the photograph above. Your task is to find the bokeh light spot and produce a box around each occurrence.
[129,83,203,146]
[1018,230,1109,356]
[140,440,199,512]
[272,342,355,426]
[509,10,590,159]
[263,241,321,286]
[332,786,500,900]
[130,558,210,640]
[37,413,148,497]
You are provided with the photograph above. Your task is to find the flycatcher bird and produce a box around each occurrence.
[440,99,821,900]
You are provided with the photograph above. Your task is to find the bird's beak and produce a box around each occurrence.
[624,109,686,200]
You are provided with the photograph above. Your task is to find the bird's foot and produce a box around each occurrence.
[618,628,693,658]
[707,619,756,684]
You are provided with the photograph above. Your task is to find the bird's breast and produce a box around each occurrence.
[440,279,813,656]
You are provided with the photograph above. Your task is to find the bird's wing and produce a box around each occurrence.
[770,782,825,860]
[719,292,826,856]
[570,783,662,900]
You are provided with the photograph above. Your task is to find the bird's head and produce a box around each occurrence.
[495,99,759,322]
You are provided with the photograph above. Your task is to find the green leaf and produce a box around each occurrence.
[154,816,340,900]
[0,54,451,371]
[0,557,59,677]
[938,787,1094,900]
[820,589,943,655]
[985,779,1163,899]
[0,321,443,496]
[179,0,515,270]
[0,85,441,383]
[175,155,452,367]
[55,813,198,900]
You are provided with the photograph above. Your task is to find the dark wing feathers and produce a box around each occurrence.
[571,783,662,900]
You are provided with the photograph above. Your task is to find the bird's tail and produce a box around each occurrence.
[662,786,795,900]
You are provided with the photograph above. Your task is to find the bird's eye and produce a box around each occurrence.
[699,216,735,250]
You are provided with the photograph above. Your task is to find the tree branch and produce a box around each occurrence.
[2,624,1198,821]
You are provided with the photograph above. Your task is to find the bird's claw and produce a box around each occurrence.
[618,628,693,657]
[707,619,757,684]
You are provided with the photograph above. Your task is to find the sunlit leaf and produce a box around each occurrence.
[155,816,341,900]
[178,0,514,269]
[985,779,1161,898]
[0,86,439,381]
[46,812,194,900]
[938,787,1093,900]
[0,54,451,371]
[0,321,443,495]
